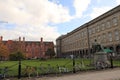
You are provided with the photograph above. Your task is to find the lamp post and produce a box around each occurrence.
[18,58,21,79]
[14,39,22,80]
[14,51,22,79]
[13,40,22,79]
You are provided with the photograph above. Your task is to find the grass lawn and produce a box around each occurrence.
[0,58,120,77]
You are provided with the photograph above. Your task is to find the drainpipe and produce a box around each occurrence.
[87,25,91,58]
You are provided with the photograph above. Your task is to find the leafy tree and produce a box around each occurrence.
[45,48,55,58]
[9,51,25,61]
[0,42,9,60]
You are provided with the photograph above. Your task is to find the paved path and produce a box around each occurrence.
[38,68,120,80]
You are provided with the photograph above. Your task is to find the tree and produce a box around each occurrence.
[9,51,25,61]
[0,42,9,60]
[45,48,55,58]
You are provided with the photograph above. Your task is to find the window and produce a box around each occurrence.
[89,29,92,35]
[93,36,96,43]
[79,40,81,46]
[93,27,95,33]
[106,21,111,28]
[26,48,29,52]
[84,31,87,36]
[115,30,119,40]
[81,32,84,37]
[101,23,105,30]
[95,26,98,32]
[85,40,87,46]
[79,33,81,38]
[108,32,112,41]
[97,35,101,43]
[112,17,118,26]
[90,39,93,46]
[97,26,100,32]
[103,33,106,42]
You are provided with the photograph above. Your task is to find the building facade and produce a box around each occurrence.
[56,5,120,58]
[0,36,54,59]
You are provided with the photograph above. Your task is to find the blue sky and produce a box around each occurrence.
[0,0,120,43]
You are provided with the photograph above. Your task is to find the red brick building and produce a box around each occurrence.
[0,36,54,59]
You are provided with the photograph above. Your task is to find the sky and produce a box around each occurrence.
[0,0,120,43]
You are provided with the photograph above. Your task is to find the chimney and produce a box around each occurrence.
[23,37,25,42]
[41,37,43,42]
[19,37,21,41]
[0,36,3,41]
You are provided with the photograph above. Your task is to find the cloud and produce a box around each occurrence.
[0,0,72,25]
[90,6,113,19]
[0,24,59,43]
[0,0,73,42]
[73,0,91,18]
[116,0,120,4]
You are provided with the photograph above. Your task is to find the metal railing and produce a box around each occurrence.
[0,58,120,79]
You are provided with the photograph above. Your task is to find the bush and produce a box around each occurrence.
[9,51,25,61]
[45,48,55,58]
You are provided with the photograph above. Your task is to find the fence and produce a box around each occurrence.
[0,57,120,79]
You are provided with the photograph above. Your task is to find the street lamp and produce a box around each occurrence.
[16,47,22,79]
[18,57,21,79]
[13,40,22,79]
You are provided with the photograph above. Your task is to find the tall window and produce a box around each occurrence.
[103,33,106,42]
[79,33,81,38]
[97,26,100,32]
[90,39,93,47]
[89,29,92,35]
[101,23,105,30]
[84,31,87,36]
[108,32,112,41]
[106,21,111,28]
[81,32,84,37]
[92,27,95,33]
[112,17,118,26]
[115,30,119,40]
[97,35,101,43]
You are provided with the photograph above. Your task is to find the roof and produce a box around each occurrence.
[2,40,54,45]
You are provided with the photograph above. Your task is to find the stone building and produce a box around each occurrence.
[0,36,54,59]
[56,5,120,58]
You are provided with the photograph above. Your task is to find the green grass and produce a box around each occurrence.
[0,58,120,77]
[0,58,89,76]
[113,60,120,66]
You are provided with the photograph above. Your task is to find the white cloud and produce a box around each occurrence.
[0,0,73,25]
[116,0,120,4]
[0,0,73,42]
[90,6,113,19]
[73,0,91,18]
[0,24,59,43]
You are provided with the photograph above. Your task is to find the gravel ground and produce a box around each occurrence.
[37,68,120,80]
